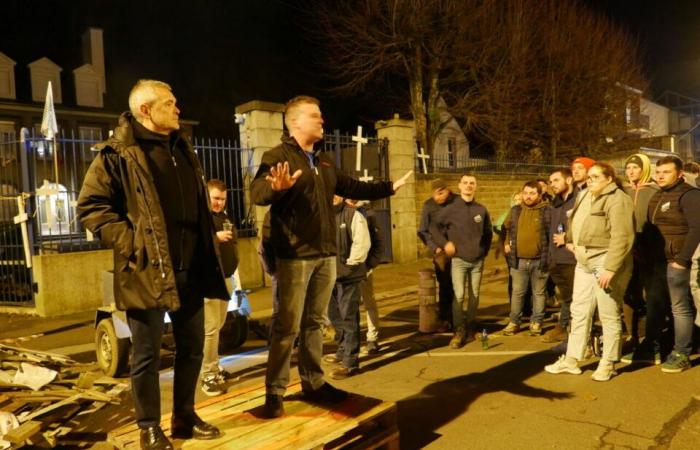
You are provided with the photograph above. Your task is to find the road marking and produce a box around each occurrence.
[50,343,95,356]
[413,350,538,357]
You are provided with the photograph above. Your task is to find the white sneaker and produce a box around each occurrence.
[544,355,582,375]
[591,362,617,382]
[201,374,226,396]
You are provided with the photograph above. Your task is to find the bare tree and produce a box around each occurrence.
[315,0,647,165]
[314,0,495,168]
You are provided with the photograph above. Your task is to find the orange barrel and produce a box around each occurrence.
[417,269,440,333]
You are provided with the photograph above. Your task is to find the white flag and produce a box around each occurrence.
[40,81,58,139]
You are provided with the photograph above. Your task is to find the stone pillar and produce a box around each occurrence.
[234,100,284,235]
[235,100,285,287]
[376,114,418,264]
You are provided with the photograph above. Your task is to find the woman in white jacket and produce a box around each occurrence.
[544,162,635,381]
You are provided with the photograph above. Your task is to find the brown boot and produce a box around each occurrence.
[450,329,466,349]
[542,324,568,343]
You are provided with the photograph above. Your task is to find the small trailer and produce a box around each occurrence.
[94,271,249,377]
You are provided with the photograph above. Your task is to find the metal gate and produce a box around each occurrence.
[0,132,34,305]
[323,130,393,263]
[193,137,257,237]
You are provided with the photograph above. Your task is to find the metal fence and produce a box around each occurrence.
[0,128,254,305]
[0,126,394,305]
[425,154,563,175]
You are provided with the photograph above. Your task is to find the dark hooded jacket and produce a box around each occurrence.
[77,113,228,311]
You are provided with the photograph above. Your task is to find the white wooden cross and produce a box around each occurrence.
[416,147,430,174]
[13,194,32,269]
[351,125,368,172]
[359,169,374,182]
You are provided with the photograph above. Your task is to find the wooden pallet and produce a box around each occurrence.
[108,381,399,449]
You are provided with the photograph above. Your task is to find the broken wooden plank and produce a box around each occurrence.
[0,343,77,366]
[18,393,82,423]
[2,419,42,443]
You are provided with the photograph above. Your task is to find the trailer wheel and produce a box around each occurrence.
[95,319,130,377]
[219,314,248,353]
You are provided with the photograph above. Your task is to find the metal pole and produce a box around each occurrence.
[52,135,59,186]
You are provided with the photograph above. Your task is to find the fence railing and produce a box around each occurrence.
[423,154,565,175]
[0,127,393,305]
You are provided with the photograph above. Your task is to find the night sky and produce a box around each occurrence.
[2,0,699,138]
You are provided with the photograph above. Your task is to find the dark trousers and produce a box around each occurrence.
[549,264,575,329]
[434,257,454,323]
[644,261,672,348]
[126,273,204,429]
[328,281,362,369]
[623,258,646,340]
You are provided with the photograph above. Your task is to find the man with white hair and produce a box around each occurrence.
[78,80,225,449]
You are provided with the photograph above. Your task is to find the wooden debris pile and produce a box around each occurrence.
[0,343,127,448]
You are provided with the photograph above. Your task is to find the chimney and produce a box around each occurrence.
[82,27,105,93]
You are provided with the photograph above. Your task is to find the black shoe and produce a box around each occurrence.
[140,426,173,450]
[263,394,284,418]
[302,382,349,404]
[171,413,221,440]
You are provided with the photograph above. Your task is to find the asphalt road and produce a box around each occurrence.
[2,260,700,449]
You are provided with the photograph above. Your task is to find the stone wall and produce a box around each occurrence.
[11,236,266,317]
[414,173,536,257]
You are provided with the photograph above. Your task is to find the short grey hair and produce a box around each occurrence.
[128,79,172,120]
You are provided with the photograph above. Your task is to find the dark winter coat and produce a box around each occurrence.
[77,113,228,311]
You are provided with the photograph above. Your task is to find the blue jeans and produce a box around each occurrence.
[666,264,694,355]
[328,281,362,369]
[450,257,484,329]
[265,256,336,395]
[509,258,548,325]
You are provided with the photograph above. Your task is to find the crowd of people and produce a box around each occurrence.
[419,154,700,384]
[76,78,700,449]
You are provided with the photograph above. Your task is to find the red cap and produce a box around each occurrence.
[572,157,596,170]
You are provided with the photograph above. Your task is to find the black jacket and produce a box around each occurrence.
[212,212,239,277]
[417,193,456,253]
[335,203,368,283]
[549,191,576,266]
[431,198,493,263]
[250,136,394,259]
[644,177,700,267]
[77,113,228,311]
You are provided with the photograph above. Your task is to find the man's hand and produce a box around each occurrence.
[596,269,615,290]
[444,241,456,257]
[504,243,511,254]
[435,247,443,255]
[565,243,575,253]
[670,261,687,270]
[552,232,566,247]
[266,162,302,191]
[392,170,414,192]
[216,230,233,242]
